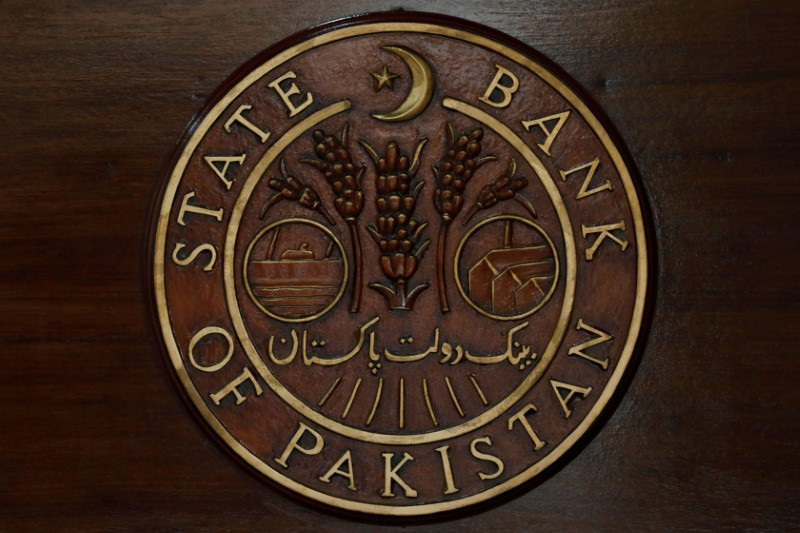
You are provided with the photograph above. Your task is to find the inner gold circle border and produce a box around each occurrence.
[454,215,561,321]
[222,95,577,444]
[151,15,650,517]
[242,218,349,323]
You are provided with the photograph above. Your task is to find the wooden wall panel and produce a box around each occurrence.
[1,1,798,529]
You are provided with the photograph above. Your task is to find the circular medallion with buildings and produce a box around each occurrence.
[151,13,650,516]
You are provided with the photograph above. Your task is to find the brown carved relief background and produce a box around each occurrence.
[1,0,798,529]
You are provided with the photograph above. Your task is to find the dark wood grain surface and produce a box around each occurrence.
[1,1,798,530]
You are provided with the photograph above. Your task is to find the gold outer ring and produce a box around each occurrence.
[153,21,649,516]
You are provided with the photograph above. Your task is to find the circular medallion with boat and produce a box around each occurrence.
[151,13,650,516]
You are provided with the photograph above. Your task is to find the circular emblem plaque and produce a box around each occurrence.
[151,12,650,516]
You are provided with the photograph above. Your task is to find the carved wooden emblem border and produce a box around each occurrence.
[150,12,651,516]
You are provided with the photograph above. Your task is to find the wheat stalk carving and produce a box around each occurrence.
[302,125,365,312]
[359,138,429,310]
[432,124,495,312]
[462,158,537,224]
[258,158,335,224]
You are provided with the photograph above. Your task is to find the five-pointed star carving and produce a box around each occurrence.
[371,65,401,91]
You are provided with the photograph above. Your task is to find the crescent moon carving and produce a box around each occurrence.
[372,46,434,122]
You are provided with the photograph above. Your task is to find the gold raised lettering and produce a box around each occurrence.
[319,450,356,491]
[268,71,314,118]
[521,111,570,156]
[188,325,233,372]
[176,191,223,226]
[550,379,592,419]
[171,242,217,271]
[508,403,546,450]
[209,367,263,406]
[581,220,629,261]
[470,437,504,481]
[224,104,270,143]
[434,445,459,495]
[381,452,417,498]
[478,64,519,108]
[568,319,613,370]
[204,154,246,190]
[275,422,324,468]
[559,157,612,199]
